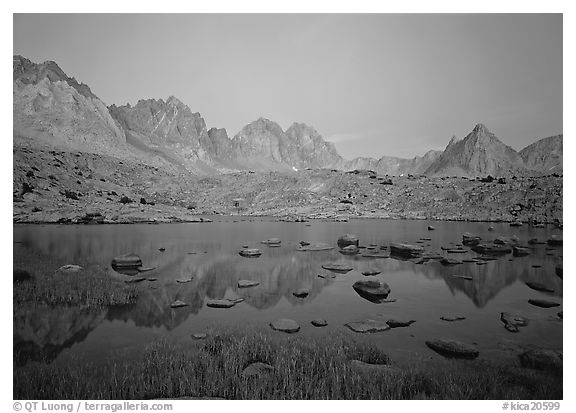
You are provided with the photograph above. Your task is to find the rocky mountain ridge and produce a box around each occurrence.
[13,55,562,177]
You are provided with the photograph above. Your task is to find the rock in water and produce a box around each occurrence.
[297,242,334,251]
[206,299,237,308]
[440,316,466,322]
[425,339,479,359]
[500,312,528,332]
[170,300,189,308]
[270,318,300,333]
[462,233,482,246]
[386,319,416,328]
[519,349,562,373]
[337,234,360,248]
[547,236,563,246]
[242,362,274,379]
[56,264,84,274]
[352,280,391,302]
[389,243,424,257]
[311,319,328,327]
[293,288,310,298]
[427,225,435,231]
[238,280,260,288]
[191,333,207,340]
[321,263,353,273]
[362,270,381,276]
[339,245,359,255]
[345,319,390,333]
[239,248,262,258]
[471,243,512,255]
[261,238,281,246]
[528,299,560,308]
[512,246,531,257]
[525,282,554,293]
[125,276,146,283]
[111,253,143,275]
[440,258,463,266]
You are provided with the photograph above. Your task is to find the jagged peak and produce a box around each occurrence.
[472,123,490,134]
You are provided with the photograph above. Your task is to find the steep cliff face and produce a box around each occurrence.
[425,124,527,177]
[13,55,128,156]
[520,135,563,174]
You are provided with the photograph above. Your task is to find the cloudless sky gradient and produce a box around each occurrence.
[13,14,562,159]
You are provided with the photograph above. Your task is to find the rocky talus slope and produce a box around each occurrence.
[13,143,562,224]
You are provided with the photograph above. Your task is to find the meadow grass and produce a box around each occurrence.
[14,328,562,400]
[13,245,138,308]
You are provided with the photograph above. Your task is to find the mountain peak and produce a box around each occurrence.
[472,123,489,134]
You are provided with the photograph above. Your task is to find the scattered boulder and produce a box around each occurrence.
[440,316,466,322]
[500,312,528,333]
[528,299,560,308]
[386,319,416,328]
[56,264,83,274]
[462,233,482,246]
[389,243,424,257]
[176,278,193,284]
[337,234,360,248]
[238,280,260,288]
[427,225,435,231]
[352,279,391,303]
[362,270,381,276]
[321,263,353,273]
[111,253,143,275]
[293,289,310,298]
[311,319,328,327]
[512,246,531,257]
[191,333,207,340]
[525,282,554,293]
[125,276,146,283]
[339,245,359,255]
[494,235,520,245]
[425,339,479,359]
[261,238,281,246]
[270,318,300,333]
[440,258,463,266]
[170,300,189,308]
[345,319,390,333]
[297,242,334,251]
[519,349,562,373]
[242,362,274,379]
[206,299,237,308]
[471,243,512,255]
[239,248,262,258]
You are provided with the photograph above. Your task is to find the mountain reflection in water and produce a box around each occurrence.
[13,219,563,366]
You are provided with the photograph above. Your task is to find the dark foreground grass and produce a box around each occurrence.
[13,246,138,308]
[14,328,562,400]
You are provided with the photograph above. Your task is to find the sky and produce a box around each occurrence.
[13,13,562,159]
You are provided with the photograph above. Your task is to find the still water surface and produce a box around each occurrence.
[13,218,563,366]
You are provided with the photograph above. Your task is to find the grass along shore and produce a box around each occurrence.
[14,328,562,400]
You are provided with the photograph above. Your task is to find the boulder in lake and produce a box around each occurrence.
[111,253,143,275]
[462,233,482,246]
[238,280,260,288]
[494,235,520,245]
[352,279,391,303]
[206,299,237,308]
[297,242,334,251]
[125,276,146,284]
[321,263,353,273]
[191,333,207,340]
[311,319,328,327]
[239,248,262,258]
[500,312,528,333]
[512,246,531,257]
[440,257,463,266]
[345,319,390,333]
[362,270,381,276]
[471,243,512,255]
[440,316,466,322]
[525,282,554,293]
[293,288,310,298]
[389,243,424,257]
[339,245,359,255]
[427,225,435,231]
[519,349,562,373]
[56,264,84,274]
[337,234,360,248]
[261,238,281,246]
[270,318,300,333]
[170,300,189,308]
[528,299,560,308]
[386,319,416,328]
[425,339,479,359]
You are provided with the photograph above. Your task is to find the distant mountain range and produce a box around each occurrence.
[13,55,562,176]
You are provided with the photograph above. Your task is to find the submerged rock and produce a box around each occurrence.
[345,319,390,333]
[389,243,424,257]
[528,299,560,308]
[124,276,146,283]
[270,318,300,333]
[525,282,554,293]
[321,263,353,273]
[471,243,512,255]
[500,312,528,333]
[512,246,531,257]
[206,299,237,308]
[238,280,260,288]
[362,270,381,276]
[111,253,143,274]
[440,257,463,266]
[170,300,189,308]
[292,288,310,298]
[261,238,281,246]
[386,319,416,328]
[339,245,359,255]
[440,316,466,322]
[425,339,479,359]
[337,234,360,248]
[462,233,482,246]
[239,248,262,258]
[296,242,334,251]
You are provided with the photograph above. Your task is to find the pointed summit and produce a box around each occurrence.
[472,123,489,134]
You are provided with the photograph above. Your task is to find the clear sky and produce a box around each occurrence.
[13,13,562,159]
